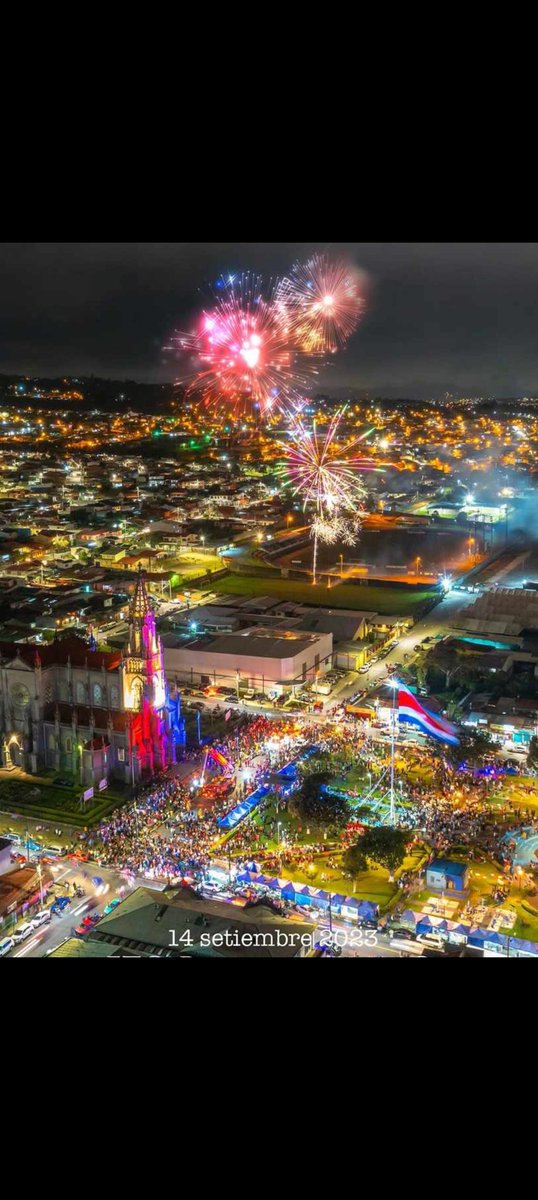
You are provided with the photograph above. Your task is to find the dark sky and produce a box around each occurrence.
[2,242,538,398]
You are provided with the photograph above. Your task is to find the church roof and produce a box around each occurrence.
[42,702,130,731]
[0,634,121,672]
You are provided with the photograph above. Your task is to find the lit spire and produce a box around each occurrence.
[130,567,152,621]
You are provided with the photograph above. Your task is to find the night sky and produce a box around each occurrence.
[2,242,538,398]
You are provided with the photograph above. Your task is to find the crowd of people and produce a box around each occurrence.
[72,707,538,899]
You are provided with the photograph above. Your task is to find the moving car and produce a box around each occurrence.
[51,895,71,915]
[74,914,100,937]
[13,922,35,943]
[388,926,416,941]
[103,897,121,915]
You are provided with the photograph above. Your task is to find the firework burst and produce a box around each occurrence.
[168,273,315,418]
[276,254,366,355]
[280,407,380,582]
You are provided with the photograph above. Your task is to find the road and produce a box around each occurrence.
[3,858,166,959]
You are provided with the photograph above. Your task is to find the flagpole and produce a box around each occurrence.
[390,680,397,824]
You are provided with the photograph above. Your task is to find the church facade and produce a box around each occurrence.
[0,573,175,787]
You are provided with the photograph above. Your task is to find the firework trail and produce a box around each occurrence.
[279,407,382,583]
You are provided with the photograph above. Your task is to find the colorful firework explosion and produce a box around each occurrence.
[276,254,366,355]
[168,273,315,418]
[280,408,381,582]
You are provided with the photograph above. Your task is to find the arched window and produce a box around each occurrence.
[48,733,56,750]
[60,682,69,702]
[65,737,71,754]
[76,681,86,703]
[93,683,103,706]
[110,685,119,708]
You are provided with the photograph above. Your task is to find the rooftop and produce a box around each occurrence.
[428,859,468,877]
[77,886,316,958]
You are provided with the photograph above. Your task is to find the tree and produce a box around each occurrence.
[343,842,368,875]
[443,727,493,767]
[353,826,409,881]
[289,771,349,827]
[527,736,538,773]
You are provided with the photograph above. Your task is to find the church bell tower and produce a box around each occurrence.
[122,569,166,713]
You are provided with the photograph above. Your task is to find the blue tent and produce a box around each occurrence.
[330,894,347,911]
[467,927,489,946]
[509,937,538,957]
[280,882,296,900]
[416,916,448,935]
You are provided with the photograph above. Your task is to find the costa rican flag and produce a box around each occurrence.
[397,683,459,745]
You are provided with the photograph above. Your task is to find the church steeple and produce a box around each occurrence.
[128,569,153,657]
[122,568,166,713]
[130,568,151,622]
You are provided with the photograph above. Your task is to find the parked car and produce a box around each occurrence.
[32,909,51,928]
[416,933,445,951]
[0,936,15,957]
[388,926,416,941]
[103,897,121,915]
[13,922,35,944]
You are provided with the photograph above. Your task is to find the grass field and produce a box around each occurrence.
[211,572,437,615]
[0,776,128,827]
[491,777,538,812]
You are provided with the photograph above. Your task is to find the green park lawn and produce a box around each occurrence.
[491,776,538,812]
[235,798,403,909]
[0,774,128,828]
[211,572,437,616]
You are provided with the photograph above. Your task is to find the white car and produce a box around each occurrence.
[32,909,51,928]
[13,922,35,943]
[0,937,14,957]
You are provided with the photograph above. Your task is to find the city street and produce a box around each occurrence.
[4,859,164,958]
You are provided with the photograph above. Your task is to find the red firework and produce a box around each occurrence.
[169,274,314,417]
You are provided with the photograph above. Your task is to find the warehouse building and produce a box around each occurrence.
[163,626,333,692]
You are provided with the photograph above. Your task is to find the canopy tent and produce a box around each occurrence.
[416,916,448,934]
[217,785,269,831]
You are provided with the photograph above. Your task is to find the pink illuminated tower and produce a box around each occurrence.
[121,570,173,781]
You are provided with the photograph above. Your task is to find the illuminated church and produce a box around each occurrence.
[0,572,176,786]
